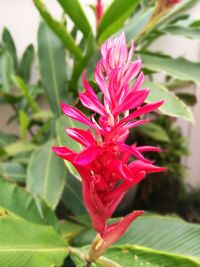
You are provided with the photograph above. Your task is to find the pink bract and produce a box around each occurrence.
[53,33,166,248]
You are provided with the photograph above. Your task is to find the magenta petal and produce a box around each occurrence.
[121,144,152,163]
[137,146,161,153]
[119,100,164,125]
[82,177,105,233]
[129,160,166,175]
[74,145,101,165]
[52,146,76,161]
[61,102,94,128]
[101,210,144,247]
[82,72,97,98]
[79,92,106,116]
[66,128,95,147]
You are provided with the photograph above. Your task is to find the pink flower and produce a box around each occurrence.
[53,33,165,250]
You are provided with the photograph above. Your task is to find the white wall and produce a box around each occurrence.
[0,0,200,187]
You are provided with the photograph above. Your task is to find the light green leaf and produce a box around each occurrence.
[162,25,200,39]
[98,0,140,44]
[58,0,92,37]
[137,123,170,142]
[102,245,199,267]
[0,131,17,147]
[38,21,67,117]
[19,110,29,141]
[56,115,88,179]
[121,8,154,44]
[27,140,66,209]
[0,162,26,183]
[145,81,193,121]
[19,44,34,82]
[2,28,18,71]
[34,0,83,60]
[0,216,68,267]
[4,141,36,156]
[140,52,200,85]
[0,177,59,228]
[0,49,14,93]
[12,75,40,112]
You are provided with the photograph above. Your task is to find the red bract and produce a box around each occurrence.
[167,0,181,4]
[53,33,166,249]
[96,0,104,26]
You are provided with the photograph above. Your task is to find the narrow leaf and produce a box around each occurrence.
[19,44,34,82]
[38,21,67,117]
[34,0,83,60]
[58,0,92,36]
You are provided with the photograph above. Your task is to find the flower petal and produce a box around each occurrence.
[66,128,95,147]
[61,102,94,127]
[129,160,166,175]
[52,146,76,161]
[74,145,101,165]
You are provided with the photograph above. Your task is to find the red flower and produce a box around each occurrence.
[168,0,181,4]
[96,0,104,26]
[53,33,165,250]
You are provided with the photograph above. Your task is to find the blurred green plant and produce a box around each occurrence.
[0,0,200,266]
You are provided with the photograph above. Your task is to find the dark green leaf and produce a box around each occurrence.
[2,28,18,71]
[27,140,66,209]
[58,0,92,36]
[98,0,140,43]
[19,44,34,82]
[60,220,85,241]
[62,173,86,215]
[38,21,67,117]
[0,216,68,267]
[34,0,83,60]
[176,92,197,106]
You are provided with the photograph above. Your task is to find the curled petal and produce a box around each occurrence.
[129,160,167,175]
[137,146,161,153]
[61,102,94,128]
[66,128,95,147]
[79,92,106,116]
[121,144,152,163]
[52,146,76,161]
[101,210,144,248]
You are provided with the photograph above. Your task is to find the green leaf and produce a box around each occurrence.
[0,216,68,267]
[19,110,29,141]
[137,123,170,142]
[140,52,200,85]
[58,0,92,36]
[145,81,193,122]
[0,162,26,183]
[19,44,34,82]
[98,0,140,44]
[0,49,14,92]
[73,215,200,266]
[34,0,83,60]
[56,115,88,179]
[162,25,200,40]
[176,92,197,106]
[4,141,36,156]
[102,245,200,267]
[0,177,59,228]
[121,7,154,44]
[2,28,18,71]
[0,131,17,147]
[60,220,85,241]
[27,140,66,209]
[38,21,67,117]
[62,173,86,215]
[12,75,40,112]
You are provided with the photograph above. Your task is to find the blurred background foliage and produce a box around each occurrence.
[0,0,200,266]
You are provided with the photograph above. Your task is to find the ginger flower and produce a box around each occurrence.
[53,33,165,256]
